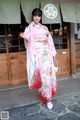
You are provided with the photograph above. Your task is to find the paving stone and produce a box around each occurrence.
[25,104,40,115]
[57,113,80,120]
[9,115,26,120]
[41,100,66,114]
[77,99,80,105]
[7,107,26,118]
[10,112,55,120]
[52,100,67,114]
[7,104,40,119]
[58,96,76,106]
[74,93,80,100]
[25,113,54,120]
[68,104,80,115]
[40,109,58,119]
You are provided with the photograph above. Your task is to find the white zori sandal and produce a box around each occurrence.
[47,101,53,109]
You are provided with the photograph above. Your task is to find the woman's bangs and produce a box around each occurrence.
[34,12,42,17]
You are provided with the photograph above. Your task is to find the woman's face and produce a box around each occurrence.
[33,15,41,24]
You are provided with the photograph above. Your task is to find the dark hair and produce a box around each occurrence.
[32,8,42,17]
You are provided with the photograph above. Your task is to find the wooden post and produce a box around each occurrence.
[70,23,76,76]
[5,25,12,85]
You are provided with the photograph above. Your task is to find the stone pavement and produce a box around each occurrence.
[0,78,80,120]
[1,91,80,120]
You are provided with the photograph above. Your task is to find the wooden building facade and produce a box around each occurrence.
[0,0,80,87]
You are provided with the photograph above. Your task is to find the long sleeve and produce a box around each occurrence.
[48,32,57,57]
[22,27,30,41]
[45,27,56,57]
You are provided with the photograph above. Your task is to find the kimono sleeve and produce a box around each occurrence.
[22,27,30,41]
[46,27,57,57]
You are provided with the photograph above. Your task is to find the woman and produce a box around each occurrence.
[21,8,57,109]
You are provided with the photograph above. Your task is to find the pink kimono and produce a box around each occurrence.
[22,21,57,102]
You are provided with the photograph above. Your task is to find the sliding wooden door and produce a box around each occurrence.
[0,25,27,86]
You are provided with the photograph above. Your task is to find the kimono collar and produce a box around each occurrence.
[30,21,41,28]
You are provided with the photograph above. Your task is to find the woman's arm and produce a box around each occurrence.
[21,27,30,41]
